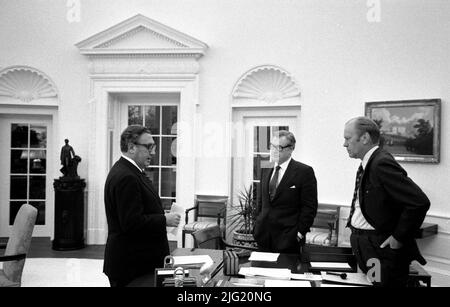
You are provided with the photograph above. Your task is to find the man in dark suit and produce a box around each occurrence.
[253,130,318,254]
[103,125,181,287]
[343,117,430,287]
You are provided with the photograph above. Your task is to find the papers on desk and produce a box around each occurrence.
[309,262,352,271]
[173,255,213,266]
[290,273,323,281]
[238,267,292,280]
[166,202,184,235]
[265,280,311,287]
[248,252,280,262]
[320,271,372,286]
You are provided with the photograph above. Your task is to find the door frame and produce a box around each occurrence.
[0,106,59,239]
[230,106,301,209]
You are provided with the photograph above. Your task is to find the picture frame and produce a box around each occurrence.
[365,99,441,163]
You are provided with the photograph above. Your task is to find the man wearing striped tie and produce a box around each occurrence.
[253,130,318,254]
[343,117,430,287]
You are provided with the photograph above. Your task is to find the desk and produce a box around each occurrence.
[166,248,357,287]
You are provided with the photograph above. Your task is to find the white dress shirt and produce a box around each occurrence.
[121,154,144,173]
[351,146,379,230]
[270,156,292,187]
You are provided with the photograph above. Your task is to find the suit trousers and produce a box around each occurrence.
[350,229,410,287]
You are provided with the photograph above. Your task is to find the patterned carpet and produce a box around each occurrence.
[21,258,109,287]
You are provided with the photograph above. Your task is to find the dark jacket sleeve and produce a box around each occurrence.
[297,167,318,235]
[375,158,430,242]
[115,175,166,235]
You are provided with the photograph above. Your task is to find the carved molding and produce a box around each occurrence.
[76,14,208,57]
[0,66,58,103]
[95,26,187,49]
[86,56,201,75]
[232,65,301,104]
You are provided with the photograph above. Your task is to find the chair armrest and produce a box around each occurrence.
[222,239,258,251]
[0,253,26,263]
[184,206,198,224]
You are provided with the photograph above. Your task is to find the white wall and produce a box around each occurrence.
[1,0,449,284]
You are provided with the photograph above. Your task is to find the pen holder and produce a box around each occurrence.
[164,255,174,268]
[223,249,239,276]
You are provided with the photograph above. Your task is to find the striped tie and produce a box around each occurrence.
[347,164,364,227]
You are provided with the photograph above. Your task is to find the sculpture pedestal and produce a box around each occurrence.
[52,178,86,250]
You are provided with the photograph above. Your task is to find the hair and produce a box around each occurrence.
[347,116,381,144]
[120,125,151,153]
[277,130,296,148]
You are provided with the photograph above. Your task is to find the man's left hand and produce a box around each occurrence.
[297,232,303,242]
[380,235,403,249]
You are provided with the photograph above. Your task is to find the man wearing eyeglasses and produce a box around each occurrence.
[253,130,318,254]
[103,125,181,287]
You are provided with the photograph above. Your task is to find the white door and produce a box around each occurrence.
[115,93,179,211]
[0,115,53,237]
[231,108,300,205]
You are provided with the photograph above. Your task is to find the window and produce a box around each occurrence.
[10,124,47,225]
[127,105,178,210]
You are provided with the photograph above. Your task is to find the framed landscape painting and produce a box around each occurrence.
[365,99,441,163]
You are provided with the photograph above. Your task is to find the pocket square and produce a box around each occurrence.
[290,185,296,189]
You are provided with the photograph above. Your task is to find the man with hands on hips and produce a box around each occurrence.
[343,117,430,287]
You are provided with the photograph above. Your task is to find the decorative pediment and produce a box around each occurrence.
[0,66,58,103]
[232,65,301,105]
[76,14,208,57]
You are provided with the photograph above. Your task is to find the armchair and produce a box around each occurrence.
[182,195,228,248]
[0,204,38,287]
[192,225,257,251]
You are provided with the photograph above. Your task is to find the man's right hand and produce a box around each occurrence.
[165,213,181,227]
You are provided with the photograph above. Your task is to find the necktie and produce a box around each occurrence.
[347,164,364,227]
[269,166,281,201]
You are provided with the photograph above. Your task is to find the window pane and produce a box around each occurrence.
[253,154,271,180]
[144,106,160,135]
[161,137,176,166]
[128,106,143,125]
[162,106,177,135]
[149,137,160,166]
[161,198,175,211]
[144,168,159,191]
[29,150,46,174]
[10,176,27,199]
[10,202,24,225]
[272,126,289,137]
[30,176,46,199]
[11,150,28,173]
[30,126,47,148]
[11,124,29,148]
[161,168,176,198]
[254,126,270,153]
[30,201,45,225]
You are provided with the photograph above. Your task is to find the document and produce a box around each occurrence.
[238,267,292,280]
[290,273,323,281]
[320,271,372,286]
[166,202,184,235]
[265,279,311,287]
[248,252,280,262]
[173,255,214,266]
[309,262,352,270]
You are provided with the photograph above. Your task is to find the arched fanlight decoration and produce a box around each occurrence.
[232,65,300,103]
[0,66,58,102]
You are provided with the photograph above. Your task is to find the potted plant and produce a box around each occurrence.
[228,184,258,248]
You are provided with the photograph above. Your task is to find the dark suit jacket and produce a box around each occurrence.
[358,148,430,264]
[253,159,318,253]
[103,157,169,283]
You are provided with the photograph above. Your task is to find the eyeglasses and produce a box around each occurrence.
[270,143,293,152]
[134,142,156,151]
